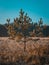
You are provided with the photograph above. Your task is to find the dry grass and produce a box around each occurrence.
[0,37,49,65]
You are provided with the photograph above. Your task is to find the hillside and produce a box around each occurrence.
[0,24,8,37]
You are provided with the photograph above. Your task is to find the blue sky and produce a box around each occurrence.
[0,0,49,25]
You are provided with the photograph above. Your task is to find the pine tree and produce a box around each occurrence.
[6,19,16,39]
[6,9,47,52]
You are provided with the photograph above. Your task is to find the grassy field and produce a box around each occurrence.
[0,37,49,65]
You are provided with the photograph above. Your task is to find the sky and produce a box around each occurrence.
[0,0,49,25]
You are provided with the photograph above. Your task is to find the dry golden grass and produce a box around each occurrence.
[0,37,49,65]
